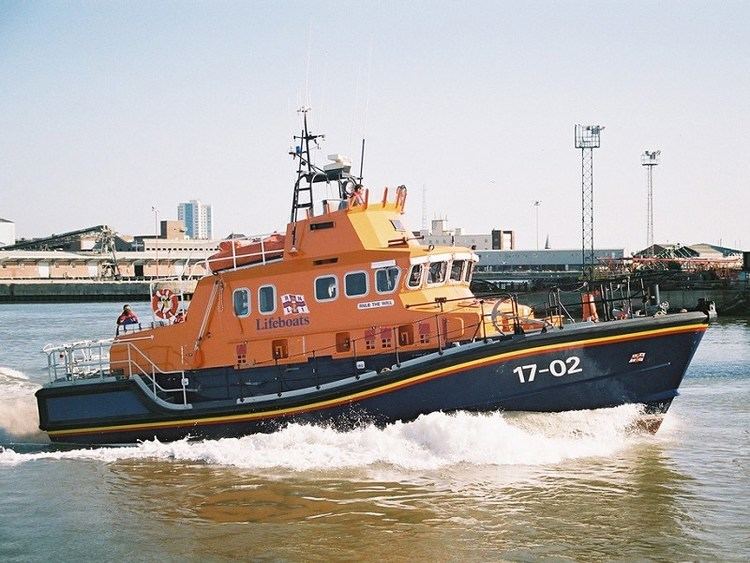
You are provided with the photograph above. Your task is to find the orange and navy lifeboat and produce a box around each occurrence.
[34,109,709,445]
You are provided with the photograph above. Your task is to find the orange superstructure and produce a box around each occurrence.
[110,183,537,377]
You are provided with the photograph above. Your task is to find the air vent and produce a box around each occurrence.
[310,221,334,231]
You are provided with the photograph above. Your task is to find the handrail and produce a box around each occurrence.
[405,295,484,309]
[43,337,189,406]
[41,294,563,404]
[192,279,220,357]
[247,299,504,372]
[113,335,155,344]
[112,340,189,405]
[241,287,571,382]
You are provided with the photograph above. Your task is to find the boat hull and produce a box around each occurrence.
[37,313,707,445]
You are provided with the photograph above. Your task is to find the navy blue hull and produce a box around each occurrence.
[37,313,707,444]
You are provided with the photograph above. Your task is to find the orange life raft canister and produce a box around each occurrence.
[207,234,285,273]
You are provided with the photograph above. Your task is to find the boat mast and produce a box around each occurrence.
[288,108,354,246]
[289,108,324,226]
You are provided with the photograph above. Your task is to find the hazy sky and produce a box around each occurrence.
[1,1,748,253]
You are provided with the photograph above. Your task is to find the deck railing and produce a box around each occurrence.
[243,295,550,396]
[43,339,113,382]
[43,336,190,406]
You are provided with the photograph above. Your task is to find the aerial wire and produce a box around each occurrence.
[358,35,374,182]
[362,35,374,138]
[304,21,312,109]
[348,67,360,155]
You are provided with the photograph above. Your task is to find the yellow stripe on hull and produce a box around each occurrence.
[48,322,706,438]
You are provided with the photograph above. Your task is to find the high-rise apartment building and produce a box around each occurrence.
[0,218,16,247]
[177,200,213,239]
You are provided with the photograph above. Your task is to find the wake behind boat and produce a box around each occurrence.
[35,111,708,445]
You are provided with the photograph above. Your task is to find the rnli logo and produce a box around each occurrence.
[629,352,646,363]
[281,294,309,315]
[256,293,311,331]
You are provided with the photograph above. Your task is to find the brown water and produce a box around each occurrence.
[0,304,748,561]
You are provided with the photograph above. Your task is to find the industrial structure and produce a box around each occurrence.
[642,150,661,255]
[0,221,213,283]
[0,250,209,281]
[574,124,604,277]
[1,225,131,252]
[419,219,515,250]
[632,243,743,272]
[474,248,625,284]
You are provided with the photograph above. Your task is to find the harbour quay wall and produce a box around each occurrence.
[0,280,153,303]
[512,287,749,317]
[659,287,749,316]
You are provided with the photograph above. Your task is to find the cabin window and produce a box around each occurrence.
[315,275,338,302]
[427,261,447,285]
[375,266,400,294]
[390,219,405,231]
[407,264,423,289]
[258,285,276,314]
[450,260,465,283]
[345,271,368,298]
[464,262,475,282]
[233,288,250,317]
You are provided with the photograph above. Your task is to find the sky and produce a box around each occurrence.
[1,1,748,253]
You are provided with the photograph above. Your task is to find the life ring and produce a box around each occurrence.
[152,288,179,320]
[490,297,513,334]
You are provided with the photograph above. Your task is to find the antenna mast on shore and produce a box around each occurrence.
[641,150,661,256]
[574,124,604,278]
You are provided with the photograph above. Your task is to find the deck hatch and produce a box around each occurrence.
[335,332,351,353]
[272,339,289,360]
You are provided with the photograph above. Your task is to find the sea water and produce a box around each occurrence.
[0,303,748,561]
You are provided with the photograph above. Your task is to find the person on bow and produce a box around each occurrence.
[116,304,139,329]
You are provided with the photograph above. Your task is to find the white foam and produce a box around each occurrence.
[0,367,30,382]
[0,405,645,469]
[0,367,44,440]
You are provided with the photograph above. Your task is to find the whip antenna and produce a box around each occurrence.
[358,138,366,182]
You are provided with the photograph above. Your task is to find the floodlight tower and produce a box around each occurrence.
[641,150,661,256]
[574,125,604,277]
